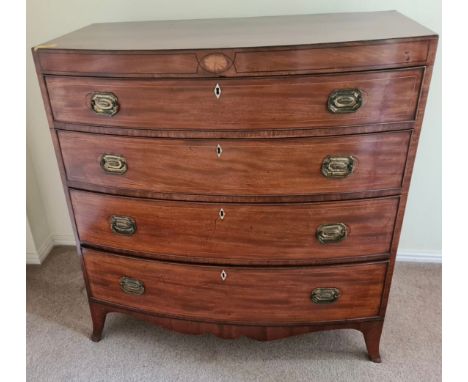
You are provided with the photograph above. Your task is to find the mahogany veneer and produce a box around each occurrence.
[84,249,387,324]
[46,69,423,130]
[59,130,411,197]
[33,11,438,363]
[71,190,399,265]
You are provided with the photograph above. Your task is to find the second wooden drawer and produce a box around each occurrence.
[60,130,411,197]
[71,190,399,265]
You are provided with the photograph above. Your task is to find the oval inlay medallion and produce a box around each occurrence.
[200,53,232,74]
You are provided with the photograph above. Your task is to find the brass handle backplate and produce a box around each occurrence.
[311,288,340,304]
[321,155,356,178]
[100,154,127,175]
[327,88,362,113]
[111,215,136,235]
[119,276,145,295]
[316,223,348,244]
[91,92,119,116]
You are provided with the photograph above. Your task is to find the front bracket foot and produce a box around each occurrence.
[89,302,108,342]
[359,320,383,363]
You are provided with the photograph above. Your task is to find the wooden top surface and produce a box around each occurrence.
[36,11,436,51]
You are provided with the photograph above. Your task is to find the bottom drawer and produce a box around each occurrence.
[84,248,387,325]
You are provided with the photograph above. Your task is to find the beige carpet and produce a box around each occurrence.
[27,246,441,382]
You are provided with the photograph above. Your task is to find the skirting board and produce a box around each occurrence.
[396,250,442,263]
[27,234,76,265]
[27,237,442,265]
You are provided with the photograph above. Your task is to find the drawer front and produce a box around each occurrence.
[84,248,387,324]
[47,68,423,130]
[59,130,410,197]
[71,190,398,264]
[38,40,429,76]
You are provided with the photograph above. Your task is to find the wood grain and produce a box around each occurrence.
[88,299,384,362]
[59,130,410,197]
[71,190,399,265]
[38,51,199,76]
[379,38,439,318]
[37,40,429,77]
[88,300,382,338]
[66,182,402,204]
[46,68,423,130]
[84,248,387,324]
[31,13,438,361]
[35,11,435,51]
[233,41,429,74]
[54,121,415,139]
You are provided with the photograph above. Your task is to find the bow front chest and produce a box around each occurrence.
[33,11,437,362]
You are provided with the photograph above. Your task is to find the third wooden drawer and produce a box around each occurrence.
[71,189,399,265]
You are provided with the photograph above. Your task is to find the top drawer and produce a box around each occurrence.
[36,40,430,76]
[46,68,423,131]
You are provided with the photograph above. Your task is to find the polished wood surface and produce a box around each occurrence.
[36,11,435,51]
[32,12,438,362]
[55,121,415,139]
[46,69,423,130]
[84,248,387,324]
[88,299,383,361]
[379,39,438,321]
[59,130,411,197]
[233,41,429,75]
[37,40,429,77]
[39,51,200,76]
[71,190,398,265]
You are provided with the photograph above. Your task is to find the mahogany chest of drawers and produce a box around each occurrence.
[33,11,437,362]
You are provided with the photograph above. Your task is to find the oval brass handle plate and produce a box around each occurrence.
[327,88,362,113]
[119,276,145,295]
[111,215,136,235]
[321,155,356,178]
[100,154,127,175]
[311,288,340,304]
[91,92,119,116]
[316,223,348,244]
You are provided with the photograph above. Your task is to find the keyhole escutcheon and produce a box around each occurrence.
[214,83,221,99]
[216,144,223,158]
[219,208,225,220]
[220,270,227,281]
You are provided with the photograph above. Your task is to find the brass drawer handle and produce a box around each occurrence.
[316,223,348,244]
[311,288,340,304]
[100,154,127,175]
[119,276,145,295]
[321,155,356,178]
[111,215,136,235]
[91,92,119,116]
[327,88,362,113]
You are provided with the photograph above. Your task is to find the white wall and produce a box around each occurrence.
[26,0,441,263]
